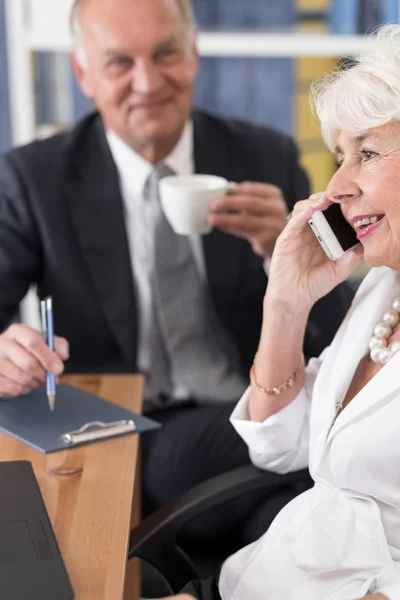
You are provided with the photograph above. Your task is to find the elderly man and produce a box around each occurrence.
[0,0,353,543]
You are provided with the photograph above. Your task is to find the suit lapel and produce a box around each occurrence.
[193,112,244,298]
[64,116,137,369]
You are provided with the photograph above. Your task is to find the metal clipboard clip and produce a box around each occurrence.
[60,420,136,445]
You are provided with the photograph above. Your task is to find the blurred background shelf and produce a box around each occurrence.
[25,30,377,56]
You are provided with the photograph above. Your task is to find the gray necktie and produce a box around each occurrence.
[144,165,247,406]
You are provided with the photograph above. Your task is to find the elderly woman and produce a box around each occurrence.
[160,23,400,600]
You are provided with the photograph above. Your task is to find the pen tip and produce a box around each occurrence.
[48,393,55,412]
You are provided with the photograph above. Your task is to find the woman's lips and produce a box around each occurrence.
[355,216,385,240]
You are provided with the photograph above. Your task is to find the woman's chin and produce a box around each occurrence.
[362,248,398,270]
[362,249,386,269]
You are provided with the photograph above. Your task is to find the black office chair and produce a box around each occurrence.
[129,465,313,595]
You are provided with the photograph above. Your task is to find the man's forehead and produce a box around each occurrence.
[101,34,180,56]
[80,0,187,43]
[80,0,184,23]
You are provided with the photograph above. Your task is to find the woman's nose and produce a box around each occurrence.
[325,166,362,205]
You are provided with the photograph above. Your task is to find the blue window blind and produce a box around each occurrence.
[0,0,11,152]
[71,74,92,121]
[193,0,296,135]
[36,54,55,124]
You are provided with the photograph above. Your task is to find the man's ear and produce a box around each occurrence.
[191,40,200,76]
[70,51,94,99]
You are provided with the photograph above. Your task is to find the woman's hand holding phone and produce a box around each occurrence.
[266,193,364,311]
[309,203,359,260]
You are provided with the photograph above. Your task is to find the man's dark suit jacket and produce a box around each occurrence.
[0,111,354,378]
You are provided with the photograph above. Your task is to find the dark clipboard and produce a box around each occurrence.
[0,384,160,453]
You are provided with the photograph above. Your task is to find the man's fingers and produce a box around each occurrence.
[156,596,197,600]
[0,352,44,390]
[0,373,32,399]
[5,324,65,374]
[211,194,285,217]
[54,336,70,361]
[229,181,283,197]
[1,339,46,383]
[209,211,283,234]
[0,324,68,399]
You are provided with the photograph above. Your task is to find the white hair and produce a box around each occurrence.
[70,0,87,67]
[311,24,400,150]
[70,0,197,68]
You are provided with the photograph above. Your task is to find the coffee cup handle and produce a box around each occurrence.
[227,181,237,193]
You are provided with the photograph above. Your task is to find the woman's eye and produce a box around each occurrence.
[335,157,343,168]
[361,149,377,161]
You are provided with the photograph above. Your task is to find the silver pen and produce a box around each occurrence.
[40,296,56,411]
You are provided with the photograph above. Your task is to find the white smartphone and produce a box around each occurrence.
[308,203,359,261]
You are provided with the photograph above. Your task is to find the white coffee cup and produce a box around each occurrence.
[159,174,232,235]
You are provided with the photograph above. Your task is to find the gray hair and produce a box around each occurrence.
[311,24,400,151]
[70,0,197,66]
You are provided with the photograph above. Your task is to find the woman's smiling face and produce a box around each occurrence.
[326,121,400,271]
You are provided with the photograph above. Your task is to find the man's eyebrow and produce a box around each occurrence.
[154,35,179,51]
[103,48,131,58]
[101,36,179,59]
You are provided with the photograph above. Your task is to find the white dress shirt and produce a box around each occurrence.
[106,123,205,398]
[222,266,400,600]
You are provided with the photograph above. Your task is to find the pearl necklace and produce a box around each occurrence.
[369,296,400,365]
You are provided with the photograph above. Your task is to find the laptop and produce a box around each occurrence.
[0,460,74,599]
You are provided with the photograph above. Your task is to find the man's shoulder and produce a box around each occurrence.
[193,110,295,153]
[0,112,101,174]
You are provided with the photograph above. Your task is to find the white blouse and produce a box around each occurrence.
[219,266,400,600]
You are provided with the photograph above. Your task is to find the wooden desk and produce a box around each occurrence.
[0,374,143,600]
